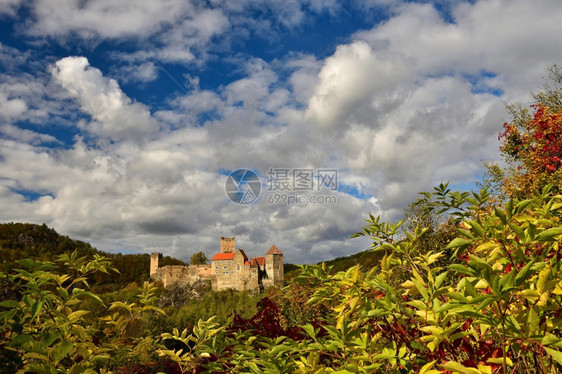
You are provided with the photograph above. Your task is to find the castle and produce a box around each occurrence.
[150,237,283,292]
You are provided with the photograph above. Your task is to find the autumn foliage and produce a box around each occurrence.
[500,102,562,196]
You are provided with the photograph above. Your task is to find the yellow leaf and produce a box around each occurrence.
[475,242,498,253]
[487,357,513,366]
[428,252,443,265]
[441,360,481,374]
[475,279,488,289]
[420,360,442,374]
[537,264,551,294]
[420,326,444,335]
[537,292,550,307]
[477,364,492,374]
[412,267,427,287]
[553,281,562,295]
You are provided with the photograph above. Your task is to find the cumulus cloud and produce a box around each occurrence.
[27,0,190,38]
[51,57,160,141]
[0,124,59,145]
[305,41,403,131]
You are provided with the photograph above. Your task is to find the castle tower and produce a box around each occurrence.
[150,252,162,278]
[220,237,235,253]
[265,245,283,286]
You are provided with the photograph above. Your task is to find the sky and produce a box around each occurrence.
[1,0,561,264]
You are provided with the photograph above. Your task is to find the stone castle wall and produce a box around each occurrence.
[150,238,283,291]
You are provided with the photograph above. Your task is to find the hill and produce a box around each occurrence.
[318,248,384,273]
[0,222,185,291]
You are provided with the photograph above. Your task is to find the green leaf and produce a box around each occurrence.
[301,324,316,340]
[506,199,514,219]
[449,264,476,276]
[269,344,291,357]
[545,347,562,366]
[72,289,105,306]
[514,259,536,286]
[499,270,515,292]
[494,208,507,224]
[515,199,535,214]
[52,341,74,364]
[446,238,472,249]
[477,296,496,311]
[435,271,449,289]
[0,300,20,308]
[412,278,429,302]
[30,300,43,319]
[537,227,562,241]
[525,308,540,337]
[41,331,61,347]
[10,334,33,346]
[508,223,524,238]
[67,310,90,321]
[469,221,485,238]
[16,258,36,270]
[542,333,562,347]
[487,357,513,366]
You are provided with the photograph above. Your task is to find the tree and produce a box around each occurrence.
[498,65,562,198]
[190,251,208,265]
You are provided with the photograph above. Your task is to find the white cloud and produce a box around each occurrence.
[0,124,59,145]
[0,0,23,16]
[28,0,190,38]
[51,56,160,141]
[0,91,26,119]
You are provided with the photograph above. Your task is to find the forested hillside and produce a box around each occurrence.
[0,222,186,291]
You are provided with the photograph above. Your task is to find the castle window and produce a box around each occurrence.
[223,266,227,269]
[237,264,240,271]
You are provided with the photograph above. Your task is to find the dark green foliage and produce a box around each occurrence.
[0,222,96,273]
[156,288,263,334]
[190,251,208,265]
[318,249,386,274]
[0,222,186,293]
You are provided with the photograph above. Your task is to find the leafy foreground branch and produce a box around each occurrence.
[160,187,562,373]
[0,251,177,374]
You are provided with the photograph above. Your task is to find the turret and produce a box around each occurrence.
[265,245,283,286]
[220,237,235,253]
[150,252,162,278]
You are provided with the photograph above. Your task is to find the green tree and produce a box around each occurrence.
[190,251,208,265]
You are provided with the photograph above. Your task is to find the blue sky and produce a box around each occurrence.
[1,0,561,264]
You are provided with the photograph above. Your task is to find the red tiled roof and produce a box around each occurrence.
[244,261,250,266]
[255,257,265,266]
[211,252,236,261]
[266,244,282,255]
